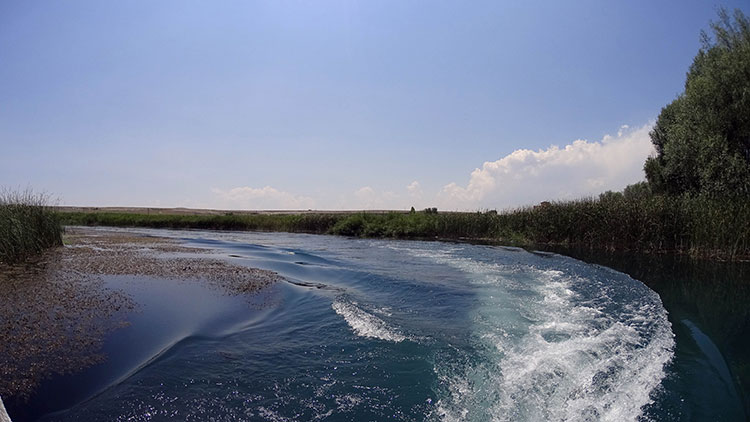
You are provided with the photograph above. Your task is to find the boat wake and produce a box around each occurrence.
[396,246,675,422]
[332,299,408,343]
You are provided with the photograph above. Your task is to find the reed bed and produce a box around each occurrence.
[491,196,750,260]
[60,212,343,234]
[60,195,750,261]
[0,190,63,264]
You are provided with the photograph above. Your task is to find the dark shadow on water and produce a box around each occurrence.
[8,275,277,422]
[541,246,750,420]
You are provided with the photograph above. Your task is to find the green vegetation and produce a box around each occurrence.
[328,194,749,259]
[0,190,63,264]
[60,211,342,234]
[60,194,750,260]
[645,9,750,197]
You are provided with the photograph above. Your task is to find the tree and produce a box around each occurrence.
[623,181,652,200]
[645,8,750,197]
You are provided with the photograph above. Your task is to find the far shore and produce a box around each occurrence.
[54,206,416,216]
[54,198,750,262]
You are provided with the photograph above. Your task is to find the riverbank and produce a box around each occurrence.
[59,194,750,261]
[0,227,280,411]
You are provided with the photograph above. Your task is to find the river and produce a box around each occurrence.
[11,228,749,421]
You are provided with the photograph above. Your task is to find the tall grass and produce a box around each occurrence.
[59,194,750,261]
[491,195,750,259]
[0,189,63,264]
[60,212,344,234]
[332,196,749,259]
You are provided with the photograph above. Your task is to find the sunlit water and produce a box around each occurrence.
[12,228,747,421]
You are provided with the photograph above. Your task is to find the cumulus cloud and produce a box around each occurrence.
[349,186,400,209]
[211,186,315,210]
[406,181,422,196]
[354,186,376,200]
[210,125,654,211]
[438,124,655,210]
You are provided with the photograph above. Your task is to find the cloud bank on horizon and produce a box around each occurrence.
[211,186,316,210]
[212,123,655,211]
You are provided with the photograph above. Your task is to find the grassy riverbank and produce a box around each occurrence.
[0,191,63,264]
[60,194,750,261]
[61,211,343,234]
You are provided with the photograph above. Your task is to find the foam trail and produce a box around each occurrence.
[395,245,675,422]
[332,300,406,343]
[0,397,10,422]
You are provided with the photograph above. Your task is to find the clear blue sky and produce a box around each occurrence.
[2,1,747,210]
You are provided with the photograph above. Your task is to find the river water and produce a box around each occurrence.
[14,228,749,421]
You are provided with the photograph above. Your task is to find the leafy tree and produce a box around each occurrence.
[599,190,624,202]
[623,181,652,200]
[645,8,750,197]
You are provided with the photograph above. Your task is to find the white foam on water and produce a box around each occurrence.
[332,300,407,343]
[0,396,10,422]
[257,406,295,422]
[400,245,675,422]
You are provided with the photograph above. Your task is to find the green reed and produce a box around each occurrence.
[0,189,63,264]
[59,195,750,261]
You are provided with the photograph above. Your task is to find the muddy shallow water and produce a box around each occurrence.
[0,227,280,414]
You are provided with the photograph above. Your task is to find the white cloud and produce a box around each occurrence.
[337,184,424,210]
[438,123,655,210]
[617,124,629,137]
[349,186,399,209]
[210,124,654,211]
[211,186,315,210]
[354,186,376,200]
[406,181,422,196]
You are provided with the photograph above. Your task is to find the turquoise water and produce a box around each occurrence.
[12,229,748,421]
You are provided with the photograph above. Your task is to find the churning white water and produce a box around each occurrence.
[332,299,408,343]
[385,245,675,422]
